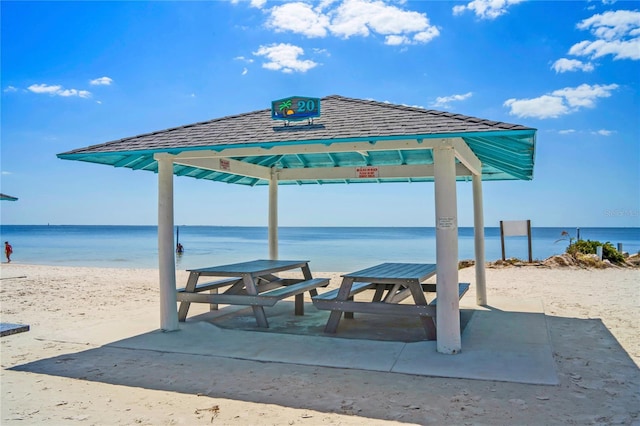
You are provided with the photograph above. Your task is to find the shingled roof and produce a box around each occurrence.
[58,95,536,185]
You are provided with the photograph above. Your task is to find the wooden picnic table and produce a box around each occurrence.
[177,259,329,328]
[313,262,469,340]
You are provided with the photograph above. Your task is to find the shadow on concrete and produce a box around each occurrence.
[9,306,639,423]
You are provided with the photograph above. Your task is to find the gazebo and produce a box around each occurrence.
[58,95,536,354]
[0,193,19,201]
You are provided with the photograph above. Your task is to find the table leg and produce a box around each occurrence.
[408,281,436,340]
[178,272,200,322]
[209,288,218,311]
[243,274,269,328]
[372,285,385,302]
[301,263,313,280]
[324,277,354,333]
[383,284,403,303]
[296,263,314,316]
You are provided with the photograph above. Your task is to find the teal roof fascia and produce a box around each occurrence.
[57,128,535,160]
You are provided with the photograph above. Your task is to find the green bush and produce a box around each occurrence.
[566,239,625,264]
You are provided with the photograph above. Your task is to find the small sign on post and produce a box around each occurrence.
[500,219,533,262]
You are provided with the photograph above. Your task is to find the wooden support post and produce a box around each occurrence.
[472,174,487,306]
[433,146,461,354]
[156,154,179,332]
[269,167,278,260]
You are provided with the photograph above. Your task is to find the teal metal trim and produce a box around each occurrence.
[56,128,536,159]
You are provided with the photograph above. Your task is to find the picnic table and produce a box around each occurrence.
[177,259,329,328]
[312,262,469,340]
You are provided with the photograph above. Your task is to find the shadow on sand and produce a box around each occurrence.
[8,303,640,423]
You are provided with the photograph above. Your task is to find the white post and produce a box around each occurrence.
[472,174,487,305]
[156,154,179,331]
[433,146,461,354]
[268,167,278,260]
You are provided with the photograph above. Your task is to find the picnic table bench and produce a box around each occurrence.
[312,262,470,340]
[177,259,329,328]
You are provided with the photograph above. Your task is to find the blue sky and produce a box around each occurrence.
[1,0,639,228]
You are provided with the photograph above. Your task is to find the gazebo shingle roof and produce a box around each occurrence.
[58,95,536,185]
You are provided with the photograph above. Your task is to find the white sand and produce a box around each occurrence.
[1,263,639,425]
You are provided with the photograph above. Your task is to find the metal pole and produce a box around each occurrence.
[433,146,461,354]
[527,220,533,263]
[156,154,179,331]
[500,221,506,261]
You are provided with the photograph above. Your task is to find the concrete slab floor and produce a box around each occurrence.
[108,295,558,385]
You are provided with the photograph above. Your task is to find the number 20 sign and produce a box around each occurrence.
[271,96,321,121]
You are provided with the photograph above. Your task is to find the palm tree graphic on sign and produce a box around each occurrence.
[279,99,294,116]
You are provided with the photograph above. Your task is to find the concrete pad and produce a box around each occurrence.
[104,296,558,385]
[0,323,30,337]
[393,297,558,384]
[113,322,405,372]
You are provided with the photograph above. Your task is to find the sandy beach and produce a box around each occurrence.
[1,262,639,425]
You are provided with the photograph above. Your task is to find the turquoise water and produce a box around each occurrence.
[1,225,638,272]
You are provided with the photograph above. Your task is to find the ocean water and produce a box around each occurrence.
[0,225,638,272]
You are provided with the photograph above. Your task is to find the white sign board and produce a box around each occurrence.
[501,220,529,236]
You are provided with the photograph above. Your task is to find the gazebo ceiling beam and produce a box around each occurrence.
[279,163,472,181]
[173,156,271,180]
[171,160,474,182]
[169,137,481,176]
[450,137,482,176]
[114,154,144,168]
[170,138,441,160]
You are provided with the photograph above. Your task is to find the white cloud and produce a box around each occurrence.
[28,83,62,94]
[569,38,640,60]
[28,83,92,98]
[242,67,248,75]
[504,95,568,119]
[253,43,319,73]
[267,2,329,37]
[578,9,640,40]
[263,0,439,46]
[57,88,91,98]
[551,58,595,73]
[452,0,525,20]
[234,56,254,63]
[504,83,618,119]
[432,92,473,108]
[413,28,440,44]
[558,129,576,135]
[567,10,640,61]
[90,76,113,86]
[329,0,439,44]
[385,34,410,45]
[3,86,18,93]
[250,0,266,8]
[551,83,618,108]
[594,129,614,136]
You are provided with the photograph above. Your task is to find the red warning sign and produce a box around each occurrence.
[356,166,379,178]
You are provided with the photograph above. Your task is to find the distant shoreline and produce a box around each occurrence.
[2,224,639,228]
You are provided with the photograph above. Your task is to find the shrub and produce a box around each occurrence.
[566,239,625,264]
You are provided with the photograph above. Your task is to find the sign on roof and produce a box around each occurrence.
[271,96,320,121]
